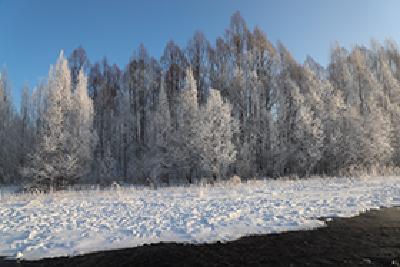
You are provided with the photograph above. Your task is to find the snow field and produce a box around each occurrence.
[0,176,400,260]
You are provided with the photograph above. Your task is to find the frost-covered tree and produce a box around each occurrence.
[24,51,96,190]
[23,51,74,189]
[145,75,174,184]
[329,44,357,106]
[18,85,35,170]
[97,141,117,184]
[275,77,323,176]
[72,69,97,180]
[69,46,90,91]
[175,67,201,181]
[198,89,238,180]
[318,81,346,174]
[0,70,20,183]
[250,27,278,176]
[161,41,188,129]
[274,44,323,176]
[0,71,11,181]
[370,40,400,166]
[186,31,212,104]
[349,47,392,169]
[89,59,121,177]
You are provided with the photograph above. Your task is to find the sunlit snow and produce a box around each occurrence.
[1,176,400,260]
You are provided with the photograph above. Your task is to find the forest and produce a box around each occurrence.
[1,11,400,188]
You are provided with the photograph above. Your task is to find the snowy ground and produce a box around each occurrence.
[0,176,400,260]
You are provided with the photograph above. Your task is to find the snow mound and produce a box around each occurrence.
[0,176,400,260]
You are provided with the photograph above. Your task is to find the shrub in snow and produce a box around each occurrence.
[110,181,121,190]
[145,177,157,189]
[229,175,241,185]
[198,177,211,186]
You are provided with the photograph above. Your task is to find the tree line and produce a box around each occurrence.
[1,11,400,188]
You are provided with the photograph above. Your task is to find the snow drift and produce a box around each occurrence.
[0,176,399,260]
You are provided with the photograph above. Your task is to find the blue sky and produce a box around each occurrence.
[1,0,400,107]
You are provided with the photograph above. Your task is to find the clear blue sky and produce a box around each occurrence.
[1,0,400,107]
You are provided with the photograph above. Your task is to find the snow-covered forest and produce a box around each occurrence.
[2,11,400,187]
